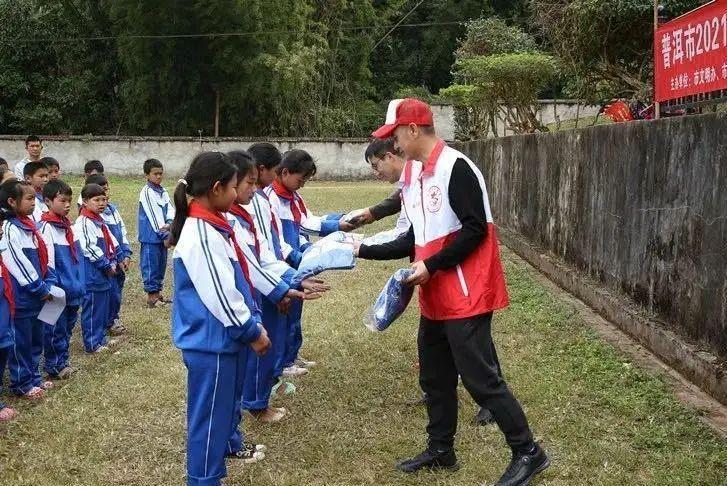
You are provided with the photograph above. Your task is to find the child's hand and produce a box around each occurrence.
[338,220,356,232]
[120,258,130,272]
[163,237,172,249]
[160,224,171,232]
[105,268,117,277]
[250,326,271,356]
[41,293,53,302]
[277,297,291,315]
[301,278,330,293]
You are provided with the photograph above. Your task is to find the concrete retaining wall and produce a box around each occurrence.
[456,113,727,361]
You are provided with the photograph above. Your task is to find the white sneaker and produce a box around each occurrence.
[295,357,317,368]
[282,365,309,377]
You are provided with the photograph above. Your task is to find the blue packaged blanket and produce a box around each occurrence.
[364,269,415,332]
[291,232,356,286]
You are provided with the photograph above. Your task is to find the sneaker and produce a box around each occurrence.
[294,357,317,368]
[406,393,430,407]
[109,321,127,336]
[249,407,287,423]
[475,407,495,426]
[107,339,119,347]
[40,381,55,390]
[271,381,296,397]
[496,443,550,486]
[91,345,110,354]
[55,366,76,380]
[282,365,309,377]
[227,442,266,464]
[396,447,459,473]
[0,406,19,422]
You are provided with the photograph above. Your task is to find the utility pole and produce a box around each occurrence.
[214,88,221,138]
[654,0,661,119]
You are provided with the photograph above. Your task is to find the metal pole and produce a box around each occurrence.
[654,0,661,119]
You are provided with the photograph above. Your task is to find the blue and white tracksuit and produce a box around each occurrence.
[39,220,84,375]
[104,203,132,324]
[138,182,174,294]
[31,192,48,223]
[228,206,295,411]
[172,216,262,486]
[75,215,119,352]
[0,267,14,408]
[265,185,339,367]
[1,218,58,394]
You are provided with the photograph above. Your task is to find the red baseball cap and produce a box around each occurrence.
[372,98,434,139]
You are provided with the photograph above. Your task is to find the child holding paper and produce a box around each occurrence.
[0,180,58,399]
[39,180,84,378]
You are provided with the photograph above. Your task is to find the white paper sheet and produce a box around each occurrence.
[38,286,66,326]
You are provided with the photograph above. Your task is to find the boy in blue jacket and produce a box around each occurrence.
[40,180,84,378]
[137,159,174,308]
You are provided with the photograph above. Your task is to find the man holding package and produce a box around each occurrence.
[355,99,548,486]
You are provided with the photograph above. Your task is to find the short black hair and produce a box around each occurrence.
[85,174,108,186]
[143,158,163,174]
[364,138,397,164]
[227,150,256,179]
[42,179,72,201]
[84,160,104,174]
[25,135,41,146]
[277,149,317,178]
[248,143,282,170]
[0,158,7,168]
[39,156,59,169]
[81,183,106,200]
[23,161,48,178]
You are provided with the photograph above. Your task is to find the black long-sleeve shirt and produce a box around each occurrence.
[359,159,488,274]
[368,188,402,221]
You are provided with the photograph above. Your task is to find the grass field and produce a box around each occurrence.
[0,176,725,486]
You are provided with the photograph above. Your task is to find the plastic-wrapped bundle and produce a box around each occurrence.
[364,268,414,332]
[291,232,357,287]
[361,227,409,246]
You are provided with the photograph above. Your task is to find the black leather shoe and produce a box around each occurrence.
[496,444,549,486]
[475,407,495,425]
[396,448,459,473]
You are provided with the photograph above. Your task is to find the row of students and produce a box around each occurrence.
[171,146,353,485]
[0,175,128,419]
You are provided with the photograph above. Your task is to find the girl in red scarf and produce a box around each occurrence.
[0,181,57,400]
[0,217,19,420]
[75,183,118,354]
[170,152,272,484]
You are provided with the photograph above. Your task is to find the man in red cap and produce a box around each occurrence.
[356,99,549,486]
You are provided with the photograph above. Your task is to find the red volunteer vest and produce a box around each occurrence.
[401,143,509,320]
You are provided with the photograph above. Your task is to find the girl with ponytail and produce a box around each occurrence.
[0,180,58,400]
[170,152,271,484]
[0,206,18,421]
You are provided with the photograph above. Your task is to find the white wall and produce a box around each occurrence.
[0,137,374,180]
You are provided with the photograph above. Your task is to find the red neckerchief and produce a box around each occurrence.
[272,179,308,223]
[188,201,254,291]
[229,203,260,257]
[16,216,49,276]
[41,212,78,263]
[0,257,15,317]
[80,208,116,260]
[403,139,446,186]
[257,189,282,238]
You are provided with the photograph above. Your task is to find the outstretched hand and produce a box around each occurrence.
[301,278,330,293]
[250,326,271,356]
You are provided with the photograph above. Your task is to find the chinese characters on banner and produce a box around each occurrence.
[654,0,727,102]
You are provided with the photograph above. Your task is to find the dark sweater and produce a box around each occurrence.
[359,159,488,274]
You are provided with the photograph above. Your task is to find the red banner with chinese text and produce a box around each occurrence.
[654,0,727,102]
